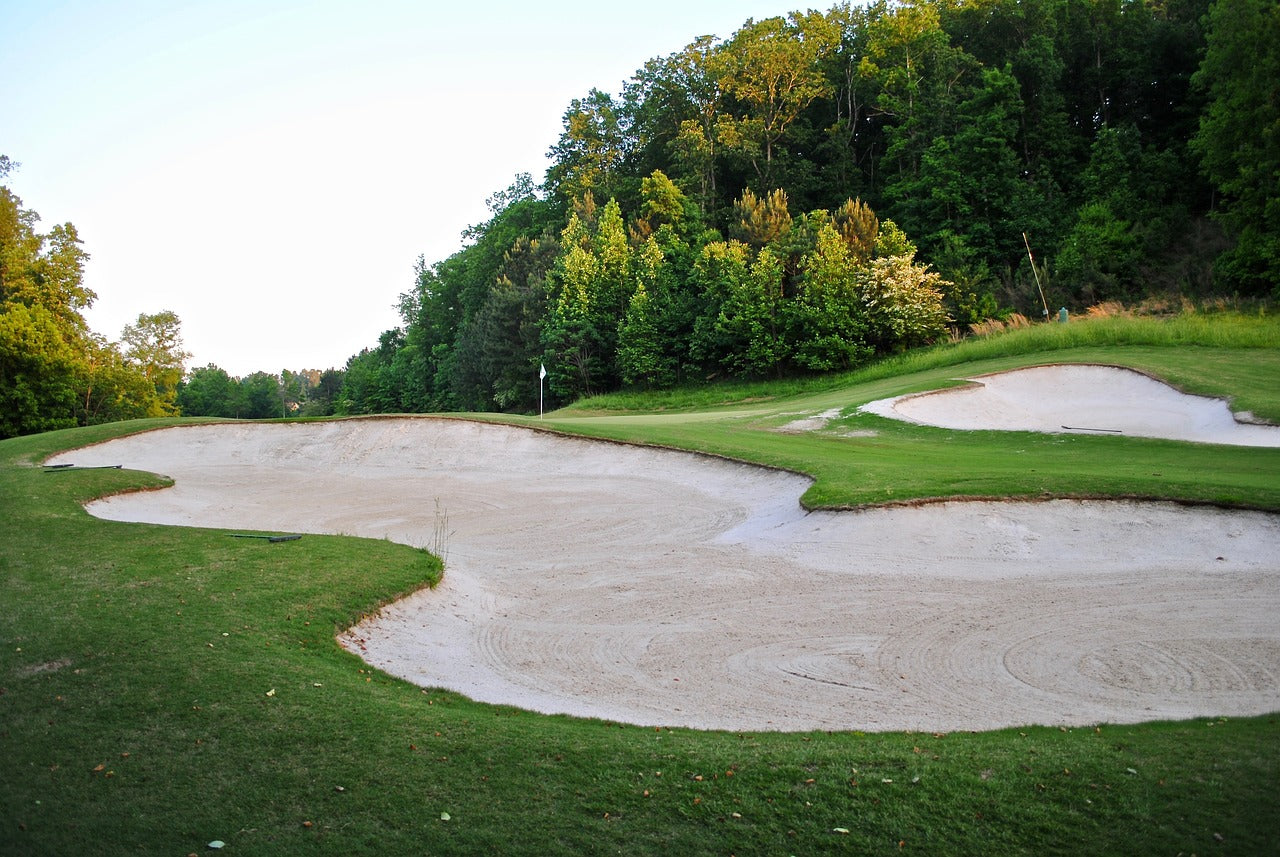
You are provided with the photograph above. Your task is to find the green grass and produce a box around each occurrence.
[3,316,1279,855]
[524,312,1280,511]
[539,389,1280,510]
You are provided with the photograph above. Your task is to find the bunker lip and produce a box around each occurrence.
[46,367,1280,732]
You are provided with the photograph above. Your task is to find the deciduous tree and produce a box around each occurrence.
[121,310,189,416]
[547,90,632,205]
[178,364,242,418]
[0,302,78,437]
[861,224,950,350]
[718,12,840,185]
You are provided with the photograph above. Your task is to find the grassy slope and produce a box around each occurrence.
[2,316,1278,855]
[533,320,1280,511]
[555,311,1280,420]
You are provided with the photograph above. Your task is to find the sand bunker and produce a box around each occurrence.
[49,400,1280,732]
[861,364,1280,446]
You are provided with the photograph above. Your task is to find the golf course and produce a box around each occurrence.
[3,312,1279,855]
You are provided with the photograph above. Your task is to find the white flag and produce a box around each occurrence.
[539,363,547,379]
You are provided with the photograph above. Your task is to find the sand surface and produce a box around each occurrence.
[48,370,1280,732]
[861,364,1280,446]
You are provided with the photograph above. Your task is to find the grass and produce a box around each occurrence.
[563,308,1280,420]
[3,315,1279,855]
[529,312,1280,511]
[539,387,1280,510]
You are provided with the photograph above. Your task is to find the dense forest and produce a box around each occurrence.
[4,0,1276,433]
[335,0,1278,415]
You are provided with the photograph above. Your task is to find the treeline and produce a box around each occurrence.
[338,0,1276,416]
[178,366,344,419]
[0,157,193,439]
[7,0,1273,434]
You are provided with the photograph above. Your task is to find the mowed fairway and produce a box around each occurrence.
[3,318,1279,855]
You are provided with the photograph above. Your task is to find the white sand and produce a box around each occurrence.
[861,364,1280,446]
[48,368,1280,732]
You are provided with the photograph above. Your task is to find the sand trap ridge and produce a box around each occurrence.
[49,374,1280,731]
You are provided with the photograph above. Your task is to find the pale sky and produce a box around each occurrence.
[3,0,797,376]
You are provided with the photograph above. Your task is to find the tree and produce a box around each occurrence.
[889,64,1030,265]
[633,169,694,237]
[177,364,242,417]
[1,169,95,437]
[1191,0,1280,295]
[733,188,793,247]
[617,279,663,387]
[628,37,729,214]
[120,310,189,416]
[3,158,208,432]
[337,350,378,415]
[451,233,558,411]
[832,196,879,260]
[630,172,709,385]
[542,198,637,398]
[793,223,873,371]
[398,176,558,411]
[280,369,307,415]
[938,0,1073,196]
[691,239,753,372]
[874,218,916,258]
[1,191,94,341]
[931,232,1000,328]
[240,371,283,419]
[718,12,841,186]
[330,0,1241,403]
[823,2,884,200]
[697,243,790,377]
[78,334,162,424]
[861,224,950,351]
[546,90,632,205]
[0,302,79,437]
[617,237,672,387]
[860,0,965,185]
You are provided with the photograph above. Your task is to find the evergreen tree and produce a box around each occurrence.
[794,223,873,371]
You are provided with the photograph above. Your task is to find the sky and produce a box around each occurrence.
[3,0,796,376]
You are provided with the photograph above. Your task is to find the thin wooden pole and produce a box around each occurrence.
[1023,232,1050,320]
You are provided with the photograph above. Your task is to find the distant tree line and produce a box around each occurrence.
[337,0,1278,416]
[177,366,344,419]
[1,155,348,434]
[0,156,193,439]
